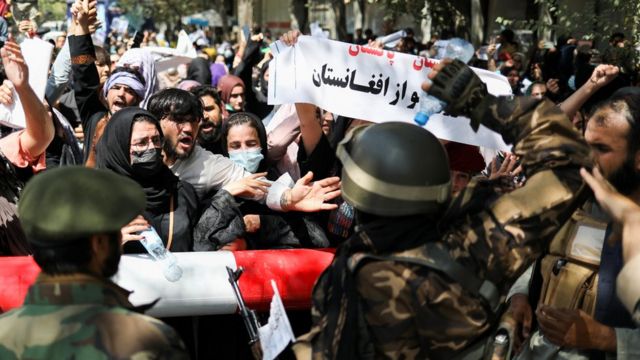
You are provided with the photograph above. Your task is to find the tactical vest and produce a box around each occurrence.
[537,207,608,315]
[348,242,502,360]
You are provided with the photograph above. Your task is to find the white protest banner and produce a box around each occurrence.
[0,38,54,128]
[258,280,296,360]
[268,36,512,151]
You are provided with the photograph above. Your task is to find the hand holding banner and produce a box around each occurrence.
[0,38,54,128]
[268,36,512,151]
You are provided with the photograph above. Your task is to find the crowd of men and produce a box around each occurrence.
[1,0,640,359]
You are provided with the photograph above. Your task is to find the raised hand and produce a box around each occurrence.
[588,64,619,88]
[546,78,560,94]
[1,40,29,90]
[284,171,341,212]
[72,0,98,34]
[488,153,523,186]
[280,30,301,46]
[421,58,489,129]
[581,167,639,225]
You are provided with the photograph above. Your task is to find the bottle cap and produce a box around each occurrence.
[414,112,429,126]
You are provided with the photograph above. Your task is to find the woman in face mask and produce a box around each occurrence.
[94,107,200,253]
[197,112,329,250]
[221,112,269,175]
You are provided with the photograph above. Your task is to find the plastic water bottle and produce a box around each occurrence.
[414,38,476,126]
[139,227,183,282]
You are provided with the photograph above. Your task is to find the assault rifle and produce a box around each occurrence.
[227,266,262,359]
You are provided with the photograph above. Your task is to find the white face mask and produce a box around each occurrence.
[228,148,264,173]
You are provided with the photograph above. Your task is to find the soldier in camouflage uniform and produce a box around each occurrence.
[290,55,592,359]
[0,167,188,359]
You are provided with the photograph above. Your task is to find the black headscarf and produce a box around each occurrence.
[95,107,178,213]
[188,57,213,86]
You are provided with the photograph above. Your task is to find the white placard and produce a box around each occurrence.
[0,38,54,128]
[268,36,512,151]
[259,280,296,360]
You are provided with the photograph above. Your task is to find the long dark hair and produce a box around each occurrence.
[221,112,269,173]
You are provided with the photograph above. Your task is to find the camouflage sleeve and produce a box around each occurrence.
[356,261,492,359]
[445,97,592,293]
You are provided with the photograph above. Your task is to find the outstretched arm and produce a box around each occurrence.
[1,40,54,158]
[426,59,591,288]
[559,64,619,120]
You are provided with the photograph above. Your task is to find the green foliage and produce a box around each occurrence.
[369,0,640,47]
[496,0,640,46]
[368,0,467,36]
[39,0,68,23]
[115,0,209,26]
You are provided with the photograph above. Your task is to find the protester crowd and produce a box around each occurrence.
[2,0,640,358]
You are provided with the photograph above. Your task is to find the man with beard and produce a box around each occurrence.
[506,89,640,359]
[148,88,341,214]
[191,85,224,154]
[0,167,188,359]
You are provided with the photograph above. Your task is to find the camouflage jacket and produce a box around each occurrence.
[296,97,592,359]
[0,273,189,359]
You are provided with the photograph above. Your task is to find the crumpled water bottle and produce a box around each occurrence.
[139,227,183,282]
[414,38,476,126]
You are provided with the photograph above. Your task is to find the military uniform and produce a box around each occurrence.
[295,60,592,359]
[1,167,190,359]
[0,273,187,359]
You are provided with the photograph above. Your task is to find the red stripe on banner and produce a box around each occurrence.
[0,249,335,314]
[235,249,334,311]
[0,256,40,313]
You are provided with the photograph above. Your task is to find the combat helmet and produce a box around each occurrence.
[336,122,451,216]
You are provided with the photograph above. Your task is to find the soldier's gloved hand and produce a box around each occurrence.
[422,59,491,131]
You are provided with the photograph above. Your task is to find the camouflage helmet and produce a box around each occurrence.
[337,122,451,216]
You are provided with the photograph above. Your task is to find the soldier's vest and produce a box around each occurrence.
[537,207,608,315]
[348,242,502,360]
[349,242,501,314]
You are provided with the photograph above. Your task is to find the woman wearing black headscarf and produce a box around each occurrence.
[187,57,212,86]
[95,107,200,253]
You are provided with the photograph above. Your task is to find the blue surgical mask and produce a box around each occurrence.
[229,148,264,173]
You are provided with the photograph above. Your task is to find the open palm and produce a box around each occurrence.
[289,172,341,212]
[0,41,28,89]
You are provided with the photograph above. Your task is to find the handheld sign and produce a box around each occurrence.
[268,36,512,151]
